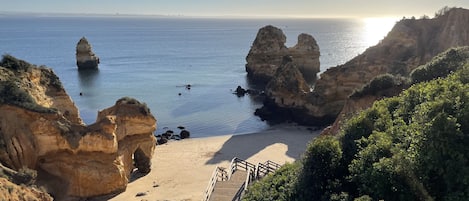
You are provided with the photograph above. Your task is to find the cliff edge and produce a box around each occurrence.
[0,55,156,199]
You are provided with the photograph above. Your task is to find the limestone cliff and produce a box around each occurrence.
[258,8,469,127]
[0,56,156,199]
[246,25,320,85]
[309,8,469,124]
[76,37,100,70]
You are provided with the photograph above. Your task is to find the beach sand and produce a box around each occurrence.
[105,124,319,201]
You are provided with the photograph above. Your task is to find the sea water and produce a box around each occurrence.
[0,15,394,137]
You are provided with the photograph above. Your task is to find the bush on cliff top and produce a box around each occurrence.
[411,47,469,83]
[0,54,32,71]
[244,61,469,200]
[0,80,55,113]
[116,97,151,115]
[351,73,409,98]
[0,55,56,113]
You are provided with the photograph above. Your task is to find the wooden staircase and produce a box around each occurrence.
[209,171,247,201]
[203,157,281,201]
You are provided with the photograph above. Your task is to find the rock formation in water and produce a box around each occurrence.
[0,55,156,199]
[256,7,469,127]
[76,37,100,70]
[245,25,320,85]
[256,56,335,125]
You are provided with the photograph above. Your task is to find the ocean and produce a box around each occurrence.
[0,15,395,137]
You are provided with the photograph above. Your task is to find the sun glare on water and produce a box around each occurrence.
[362,17,398,47]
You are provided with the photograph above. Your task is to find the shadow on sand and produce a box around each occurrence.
[205,125,320,165]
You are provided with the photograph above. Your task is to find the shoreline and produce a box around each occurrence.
[102,124,320,201]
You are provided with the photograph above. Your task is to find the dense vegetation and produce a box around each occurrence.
[350,73,409,98]
[244,49,469,201]
[411,47,469,83]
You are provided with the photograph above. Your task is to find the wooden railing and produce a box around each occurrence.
[228,157,256,179]
[203,157,281,201]
[256,160,281,179]
[203,166,228,201]
[233,166,256,201]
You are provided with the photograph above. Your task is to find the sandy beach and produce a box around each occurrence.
[101,124,319,201]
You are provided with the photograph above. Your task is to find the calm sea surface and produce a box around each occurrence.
[0,15,394,137]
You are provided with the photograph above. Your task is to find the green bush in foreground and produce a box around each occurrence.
[244,63,469,201]
[243,163,299,201]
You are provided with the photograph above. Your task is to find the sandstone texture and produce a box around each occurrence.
[76,37,100,70]
[0,164,53,201]
[0,178,53,201]
[0,56,156,199]
[245,25,320,85]
[258,8,469,127]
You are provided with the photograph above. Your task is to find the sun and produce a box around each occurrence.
[362,17,398,47]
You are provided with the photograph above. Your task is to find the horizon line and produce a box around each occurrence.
[0,11,403,20]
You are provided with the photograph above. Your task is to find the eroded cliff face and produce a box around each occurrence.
[310,8,469,123]
[0,56,156,199]
[245,25,320,85]
[260,8,469,126]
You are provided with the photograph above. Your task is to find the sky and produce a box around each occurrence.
[1,0,469,18]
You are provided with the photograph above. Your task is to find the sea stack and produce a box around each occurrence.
[76,37,100,70]
[245,25,320,85]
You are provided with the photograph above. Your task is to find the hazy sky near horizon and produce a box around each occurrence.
[1,0,468,18]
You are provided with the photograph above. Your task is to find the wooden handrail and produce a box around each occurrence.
[264,160,281,169]
[256,160,282,179]
[203,157,282,201]
[202,166,228,201]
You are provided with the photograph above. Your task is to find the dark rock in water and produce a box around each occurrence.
[157,137,168,145]
[180,130,190,139]
[255,97,336,126]
[235,85,247,97]
[161,130,173,138]
[76,37,100,70]
[177,126,185,130]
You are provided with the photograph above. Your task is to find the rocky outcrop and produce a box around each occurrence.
[0,163,53,201]
[76,37,100,70]
[0,56,156,199]
[255,56,335,125]
[245,25,320,85]
[258,8,469,127]
[0,178,53,201]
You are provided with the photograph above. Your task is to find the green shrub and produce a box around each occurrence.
[0,54,33,71]
[243,163,299,201]
[0,80,55,113]
[116,97,151,115]
[351,74,409,98]
[410,47,469,83]
[295,136,344,201]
